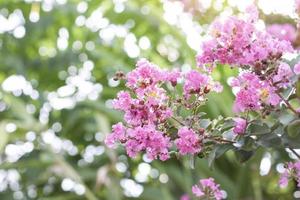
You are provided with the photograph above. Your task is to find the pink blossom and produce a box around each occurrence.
[183,70,221,99]
[230,72,281,112]
[112,91,132,111]
[267,24,296,42]
[273,62,293,88]
[105,122,126,148]
[279,161,300,188]
[192,178,225,200]
[233,118,247,135]
[175,127,202,155]
[164,69,181,86]
[180,194,190,200]
[296,0,300,14]
[125,125,171,161]
[294,62,300,75]
[126,59,164,97]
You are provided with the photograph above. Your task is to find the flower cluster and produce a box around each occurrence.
[230,72,281,112]
[183,70,222,99]
[233,118,247,135]
[196,5,297,114]
[196,6,292,72]
[192,178,225,200]
[175,127,202,155]
[279,161,300,188]
[105,59,222,161]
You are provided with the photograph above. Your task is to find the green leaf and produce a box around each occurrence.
[257,133,282,148]
[199,118,211,129]
[296,78,300,98]
[208,144,234,167]
[247,121,270,135]
[189,154,195,169]
[286,119,300,138]
[235,150,254,163]
[0,122,9,154]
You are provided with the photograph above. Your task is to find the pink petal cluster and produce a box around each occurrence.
[272,62,293,88]
[233,118,247,135]
[230,72,281,112]
[267,24,296,43]
[105,122,126,148]
[125,125,171,161]
[296,0,300,14]
[112,60,178,126]
[106,124,171,161]
[183,70,222,99]
[196,6,292,71]
[126,59,180,96]
[180,194,190,200]
[192,178,225,200]
[279,161,300,188]
[175,127,202,155]
[294,61,300,75]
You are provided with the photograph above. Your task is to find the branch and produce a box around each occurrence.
[289,148,300,159]
[276,92,298,115]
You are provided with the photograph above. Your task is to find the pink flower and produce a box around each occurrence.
[125,125,171,161]
[296,0,300,14]
[279,171,289,188]
[192,178,225,200]
[273,62,293,88]
[230,72,281,112]
[112,91,132,111]
[294,62,300,75]
[126,59,164,94]
[164,69,181,86]
[233,118,247,135]
[105,123,126,148]
[180,194,190,200]
[175,127,202,155]
[267,24,296,42]
[279,161,300,188]
[183,70,221,99]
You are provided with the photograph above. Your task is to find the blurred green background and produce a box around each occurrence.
[0,0,298,199]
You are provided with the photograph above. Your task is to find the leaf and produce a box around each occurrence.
[220,119,235,131]
[0,122,9,154]
[296,78,300,98]
[208,144,234,167]
[247,120,270,135]
[257,133,282,148]
[199,119,211,129]
[286,119,300,138]
[189,154,195,169]
[282,127,300,149]
[240,137,256,151]
[235,150,254,163]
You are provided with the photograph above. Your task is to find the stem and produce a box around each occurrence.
[276,92,298,115]
[206,136,235,144]
[289,148,300,159]
[171,116,185,126]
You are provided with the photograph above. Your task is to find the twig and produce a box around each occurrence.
[171,116,185,126]
[276,92,298,115]
[289,148,300,159]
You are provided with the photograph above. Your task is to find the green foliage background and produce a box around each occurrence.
[0,0,296,199]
